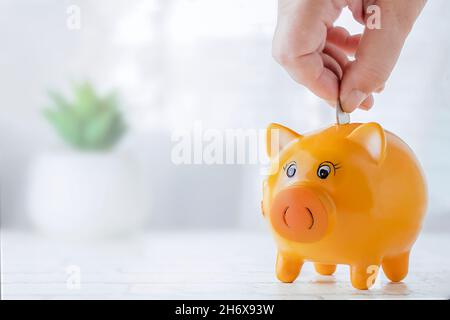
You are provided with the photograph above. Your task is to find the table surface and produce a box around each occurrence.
[1,230,449,300]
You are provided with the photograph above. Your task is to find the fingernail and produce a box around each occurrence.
[342,90,367,112]
[325,100,336,107]
[360,96,374,111]
[374,85,385,93]
[359,104,372,111]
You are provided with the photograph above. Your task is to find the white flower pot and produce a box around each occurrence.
[27,151,149,240]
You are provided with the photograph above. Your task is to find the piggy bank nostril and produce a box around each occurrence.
[281,205,315,230]
[305,207,314,229]
[283,206,290,227]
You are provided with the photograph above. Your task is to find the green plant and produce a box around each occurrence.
[44,82,126,151]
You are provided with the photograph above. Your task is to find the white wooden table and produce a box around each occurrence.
[1,230,449,299]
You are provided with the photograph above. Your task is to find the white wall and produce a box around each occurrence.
[1,0,449,232]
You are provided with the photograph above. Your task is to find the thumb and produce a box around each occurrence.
[340,0,425,112]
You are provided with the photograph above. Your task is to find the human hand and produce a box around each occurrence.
[272,0,426,112]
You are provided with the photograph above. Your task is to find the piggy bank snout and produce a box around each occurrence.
[270,186,330,243]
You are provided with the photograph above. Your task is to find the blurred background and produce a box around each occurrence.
[1,0,449,238]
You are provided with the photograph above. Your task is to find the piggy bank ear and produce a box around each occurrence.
[266,123,302,158]
[347,123,387,164]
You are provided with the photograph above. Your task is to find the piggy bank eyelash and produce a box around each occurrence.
[319,161,341,176]
[333,162,341,172]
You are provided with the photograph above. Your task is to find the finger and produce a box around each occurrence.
[322,43,351,107]
[321,52,343,80]
[326,26,361,55]
[327,93,373,109]
[273,0,348,100]
[273,0,345,60]
[323,42,350,73]
[321,30,371,109]
[374,84,385,93]
[282,51,340,102]
[340,0,426,112]
[360,94,374,110]
[347,0,365,24]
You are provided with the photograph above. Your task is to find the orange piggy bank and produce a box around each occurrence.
[262,122,427,290]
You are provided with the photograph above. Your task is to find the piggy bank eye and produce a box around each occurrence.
[286,163,297,178]
[317,164,331,179]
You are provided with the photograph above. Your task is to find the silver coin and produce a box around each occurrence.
[336,99,350,125]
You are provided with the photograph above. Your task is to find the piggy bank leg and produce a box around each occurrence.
[314,263,336,276]
[276,252,303,283]
[382,251,409,283]
[350,262,380,290]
